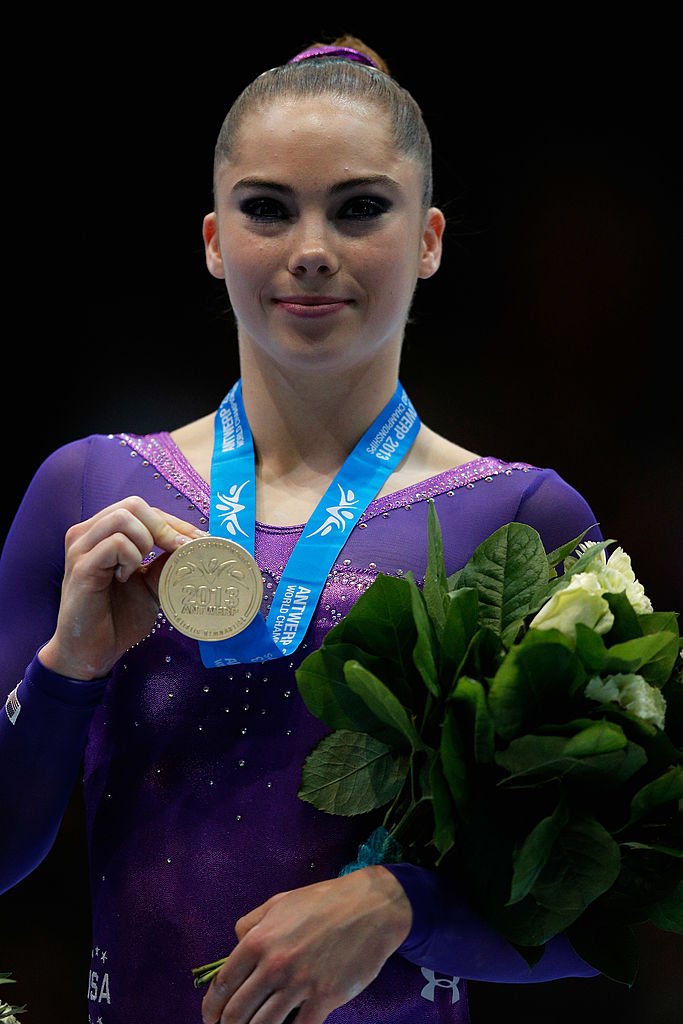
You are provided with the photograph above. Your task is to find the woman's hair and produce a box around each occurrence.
[213,34,434,211]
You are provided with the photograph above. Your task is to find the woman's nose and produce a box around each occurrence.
[287,219,339,277]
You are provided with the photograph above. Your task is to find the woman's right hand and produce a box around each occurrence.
[38,496,206,680]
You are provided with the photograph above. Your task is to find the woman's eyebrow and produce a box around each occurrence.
[231,174,400,195]
[329,175,400,194]
[232,177,290,194]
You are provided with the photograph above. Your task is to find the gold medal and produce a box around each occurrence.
[158,536,263,641]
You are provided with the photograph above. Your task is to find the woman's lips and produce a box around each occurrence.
[273,296,351,318]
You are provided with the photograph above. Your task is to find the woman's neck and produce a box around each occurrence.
[170,361,480,527]
[170,354,403,526]
[240,361,399,484]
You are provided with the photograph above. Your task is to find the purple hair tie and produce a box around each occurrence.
[288,44,380,70]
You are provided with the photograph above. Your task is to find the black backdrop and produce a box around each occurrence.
[2,13,681,1023]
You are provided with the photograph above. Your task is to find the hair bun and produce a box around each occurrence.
[288,44,379,70]
[288,35,389,74]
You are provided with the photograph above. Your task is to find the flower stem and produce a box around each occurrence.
[191,957,228,987]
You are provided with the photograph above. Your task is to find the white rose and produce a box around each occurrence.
[575,542,653,613]
[602,547,653,613]
[585,672,667,729]
[530,572,614,639]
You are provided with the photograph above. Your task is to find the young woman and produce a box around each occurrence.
[0,36,602,1024]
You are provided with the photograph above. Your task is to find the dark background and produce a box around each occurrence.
[2,13,681,1023]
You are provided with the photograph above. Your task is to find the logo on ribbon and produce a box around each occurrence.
[215,481,250,537]
[307,485,359,538]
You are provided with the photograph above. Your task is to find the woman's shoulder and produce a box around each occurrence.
[375,422,599,536]
[29,432,155,477]
[379,424,540,499]
[26,433,101,483]
[24,430,176,502]
[399,424,591,501]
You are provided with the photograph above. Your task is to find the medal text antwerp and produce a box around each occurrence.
[158,536,263,641]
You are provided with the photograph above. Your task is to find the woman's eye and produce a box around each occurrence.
[240,197,289,221]
[338,197,391,220]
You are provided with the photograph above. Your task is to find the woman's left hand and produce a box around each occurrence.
[200,866,412,1024]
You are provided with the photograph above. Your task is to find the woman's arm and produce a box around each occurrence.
[0,439,204,892]
[0,653,109,893]
[0,444,96,892]
[383,863,599,982]
[0,439,103,892]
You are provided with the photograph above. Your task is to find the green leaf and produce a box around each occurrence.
[648,880,683,933]
[440,704,469,814]
[530,815,621,917]
[343,660,425,751]
[637,611,681,686]
[495,733,647,788]
[298,730,408,815]
[407,573,440,697]
[566,915,639,985]
[559,538,614,581]
[599,842,683,925]
[574,626,678,680]
[623,765,683,829]
[574,623,613,674]
[429,754,457,860]
[296,643,409,744]
[422,500,448,634]
[452,675,495,763]
[604,633,679,680]
[535,717,605,737]
[441,587,479,685]
[455,522,550,639]
[488,631,582,741]
[591,705,681,773]
[319,574,418,706]
[603,590,643,643]
[507,801,570,906]
[461,625,504,681]
[544,527,597,575]
[563,721,628,757]
[641,610,681,637]
[622,842,683,858]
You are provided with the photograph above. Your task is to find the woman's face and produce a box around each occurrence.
[203,95,444,374]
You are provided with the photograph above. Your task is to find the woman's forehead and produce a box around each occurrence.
[218,96,413,185]
[234,94,395,151]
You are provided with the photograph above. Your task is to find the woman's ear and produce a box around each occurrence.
[202,212,225,279]
[418,207,446,280]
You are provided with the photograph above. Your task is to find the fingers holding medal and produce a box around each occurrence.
[39,497,209,680]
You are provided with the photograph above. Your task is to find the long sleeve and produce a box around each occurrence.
[384,863,599,982]
[0,438,107,893]
[0,654,108,892]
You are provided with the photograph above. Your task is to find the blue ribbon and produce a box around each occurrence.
[337,826,404,875]
[199,379,420,667]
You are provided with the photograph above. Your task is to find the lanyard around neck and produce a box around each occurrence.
[198,378,421,667]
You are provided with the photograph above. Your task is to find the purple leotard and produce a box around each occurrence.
[0,432,602,1022]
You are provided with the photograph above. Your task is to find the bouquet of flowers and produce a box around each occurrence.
[294,505,682,985]
[0,975,26,1022]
